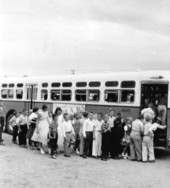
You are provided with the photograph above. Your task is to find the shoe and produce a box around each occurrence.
[149,160,155,163]
[76,149,80,154]
[112,156,119,160]
[101,158,107,161]
[64,154,70,157]
[40,149,45,155]
[82,155,87,159]
[51,155,57,159]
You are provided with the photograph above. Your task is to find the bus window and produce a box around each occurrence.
[51,90,61,101]
[42,83,48,87]
[105,81,118,87]
[2,84,7,88]
[9,83,15,88]
[61,90,72,101]
[121,81,136,88]
[88,90,100,101]
[16,89,23,99]
[1,89,14,98]
[105,90,118,103]
[121,90,135,103]
[17,83,23,87]
[1,89,8,98]
[51,82,60,87]
[89,82,101,87]
[76,82,87,87]
[41,89,48,100]
[75,90,87,101]
[62,82,72,87]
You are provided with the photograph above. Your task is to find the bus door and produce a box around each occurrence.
[140,82,169,148]
[25,84,38,111]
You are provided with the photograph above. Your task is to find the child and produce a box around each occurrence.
[26,107,39,149]
[73,113,81,154]
[142,115,166,162]
[9,111,19,144]
[48,111,53,125]
[18,110,28,147]
[63,113,75,157]
[122,117,132,159]
[48,114,58,159]
[101,114,110,161]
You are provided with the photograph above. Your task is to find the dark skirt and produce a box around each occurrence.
[26,123,36,140]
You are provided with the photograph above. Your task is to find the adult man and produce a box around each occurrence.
[83,112,95,158]
[130,115,144,161]
[109,108,116,156]
[158,95,167,125]
[0,102,6,146]
[141,102,155,121]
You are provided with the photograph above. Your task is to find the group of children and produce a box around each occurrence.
[9,104,166,162]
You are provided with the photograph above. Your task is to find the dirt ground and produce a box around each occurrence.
[0,134,170,188]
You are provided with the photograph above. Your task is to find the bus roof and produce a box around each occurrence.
[1,70,170,83]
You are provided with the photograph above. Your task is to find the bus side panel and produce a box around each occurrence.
[85,105,141,119]
[167,108,170,149]
[2,100,53,118]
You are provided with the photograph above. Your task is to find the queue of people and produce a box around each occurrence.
[2,103,167,163]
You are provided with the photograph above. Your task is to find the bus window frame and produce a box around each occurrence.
[121,81,136,88]
[88,89,100,102]
[105,81,119,87]
[76,82,87,87]
[89,82,101,87]
[61,89,72,101]
[51,89,61,101]
[104,89,119,103]
[16,89,23,99]
[41,89,48,101]
[120,89,135,103]
[1,89,14,99]
[75,89,87,102]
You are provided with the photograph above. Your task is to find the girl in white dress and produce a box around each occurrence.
[32,105,50,154]
[55,107,64,151]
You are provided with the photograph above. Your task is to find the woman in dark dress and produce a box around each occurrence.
[111,111,125,159]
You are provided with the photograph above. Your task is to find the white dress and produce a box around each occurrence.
[57,114,64,150]
[32,110,50,146]
[92,120,104,157]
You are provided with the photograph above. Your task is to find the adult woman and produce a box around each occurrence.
[111,111,125,159]
[32,105,50,154]
[55,107,64,151]
[92,113,104,158]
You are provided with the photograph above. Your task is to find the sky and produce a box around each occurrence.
[0,0,170,76]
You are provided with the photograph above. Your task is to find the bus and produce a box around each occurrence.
[0,70,170,150]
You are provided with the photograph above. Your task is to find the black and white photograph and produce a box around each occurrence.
[0,0,170,188]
